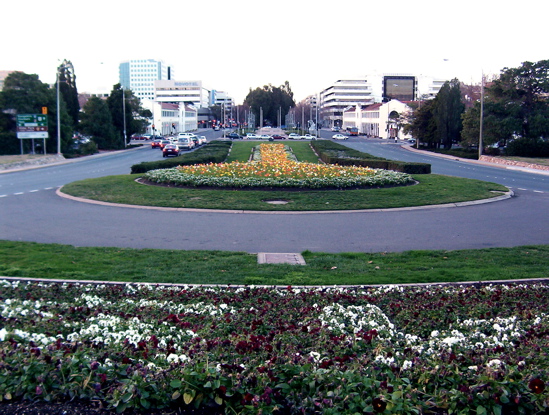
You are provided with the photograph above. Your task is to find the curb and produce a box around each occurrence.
[56,187,514,215]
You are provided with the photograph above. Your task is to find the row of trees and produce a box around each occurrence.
[244,81,295,126]
[405,60,549,157]
[0,61,151,155]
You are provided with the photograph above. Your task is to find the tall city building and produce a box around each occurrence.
[119,59,172,100]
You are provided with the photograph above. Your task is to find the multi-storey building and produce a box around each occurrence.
[319,74,445,128]
[119,59,172,101]
[319,79,375,129]
[155,80,210,108]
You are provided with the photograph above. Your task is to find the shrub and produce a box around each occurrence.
[311,140,431,174]
[131,141,232,174]
[504,138,549,157]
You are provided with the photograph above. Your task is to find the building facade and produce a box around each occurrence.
[119,59,172,101]
[155,80,210,108]
[319,74,445,128]
[342,100,412,139]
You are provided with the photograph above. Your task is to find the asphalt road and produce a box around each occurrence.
[1,132,548,253]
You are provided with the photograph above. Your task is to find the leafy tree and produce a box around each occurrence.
[403,99,437,146]
[489,60,549,142]
[107,84,151,143]
[57,60,80,128]
[433,79,464,149]
[244,82,295,127]
[80,96,118,150]
[0,71,72,154]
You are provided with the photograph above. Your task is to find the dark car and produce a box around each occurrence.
[271,134,285,140]
[151,139,162,148]
[227,132,241,139]
[162,144,181,157]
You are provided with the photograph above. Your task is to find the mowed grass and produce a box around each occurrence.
[61,173,508,211]
[0,240,547,285]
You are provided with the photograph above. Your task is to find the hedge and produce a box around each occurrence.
[311,140,431,174]
[130,141,232,174]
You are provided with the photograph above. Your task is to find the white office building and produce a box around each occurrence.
[342,100,412,139]
[155,80,210,108]
[319,74,445,128]
[119,59,172,101]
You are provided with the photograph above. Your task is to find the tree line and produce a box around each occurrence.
[405,59,549,157]
[0,60,151,155]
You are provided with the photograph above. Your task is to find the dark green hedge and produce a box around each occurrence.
[130,141,232,174]
[311,140,431,174]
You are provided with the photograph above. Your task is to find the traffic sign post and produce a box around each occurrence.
[16,114,49,139]
[16,114,49,155]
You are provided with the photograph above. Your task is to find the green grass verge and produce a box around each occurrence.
[0,240,547,285]
[61,174,508,211]
[226,140,321,163]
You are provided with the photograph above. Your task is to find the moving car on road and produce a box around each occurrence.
[162,144,181,157]
[332,134,347,140]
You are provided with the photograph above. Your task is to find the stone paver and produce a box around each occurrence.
[257,252,306,265]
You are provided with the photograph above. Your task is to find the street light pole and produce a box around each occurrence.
[122,86,127,147]
[479,71,484,160]
[56,69,61,155]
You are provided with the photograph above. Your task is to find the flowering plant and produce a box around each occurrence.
[1,280,548,413]
[144,143,413,189]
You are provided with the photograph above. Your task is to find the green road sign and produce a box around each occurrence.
[16,114,49,139]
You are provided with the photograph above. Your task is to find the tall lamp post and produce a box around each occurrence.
[479,71,484,160]
[56,70,61,155]
[122,86,127,147]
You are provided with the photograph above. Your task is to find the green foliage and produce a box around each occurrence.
[244,81,295,126]
[57,60,80,128]
[433,79,465,149]
[505,138,549,157]
[311,140,431,174]
[80,96,120,150]
[130,141,232,173]
[0,71,72,154]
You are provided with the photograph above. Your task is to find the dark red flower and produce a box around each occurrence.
[372,397,386,413]
[529,378,545,394]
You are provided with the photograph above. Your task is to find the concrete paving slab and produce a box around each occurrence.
[257,252,306,265]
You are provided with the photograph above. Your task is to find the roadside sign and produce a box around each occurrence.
[16,114,49,139]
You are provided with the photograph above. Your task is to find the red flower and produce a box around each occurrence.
[529,378,545,394]
[372,397,386,413]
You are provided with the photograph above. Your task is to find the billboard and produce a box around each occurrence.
[383,76,415,101]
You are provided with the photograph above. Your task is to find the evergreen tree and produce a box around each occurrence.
[244,82,295,126]
[433,79,464,149]
[80,96,118,149]
[57,60,80,128]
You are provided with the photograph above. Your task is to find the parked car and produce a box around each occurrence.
[301,134,316,140]
[151,139,162,148]
[288,133,300,139]
[162,144,181,157]
[158,140,171,149]
[227,132,241,139]
[271,134,285,140]
[332,134,347,140]
[260,134,271,140]
[245,133,260,139]
[177,137,195,151]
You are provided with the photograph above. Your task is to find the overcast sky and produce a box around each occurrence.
[3,0,546,104]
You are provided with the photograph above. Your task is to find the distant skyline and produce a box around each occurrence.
[3,0,546,104]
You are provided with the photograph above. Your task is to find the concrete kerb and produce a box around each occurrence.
[402,144,549,176]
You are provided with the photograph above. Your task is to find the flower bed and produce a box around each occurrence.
[1,280,548,414]
[144,143,413,189]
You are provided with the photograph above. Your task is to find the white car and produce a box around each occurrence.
[288,133,300,139]
[332,134,347,140]
[301,134,316,140]
[245,133,260,139]
[259,134,271,140]
[198,136,207,145]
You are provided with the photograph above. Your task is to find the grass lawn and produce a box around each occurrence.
[0,240,547,285]
[61,174,508,211]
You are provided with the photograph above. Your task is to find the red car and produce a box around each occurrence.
[271,134,285,140]
[151,139,162,148]
[158,140,171,149]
